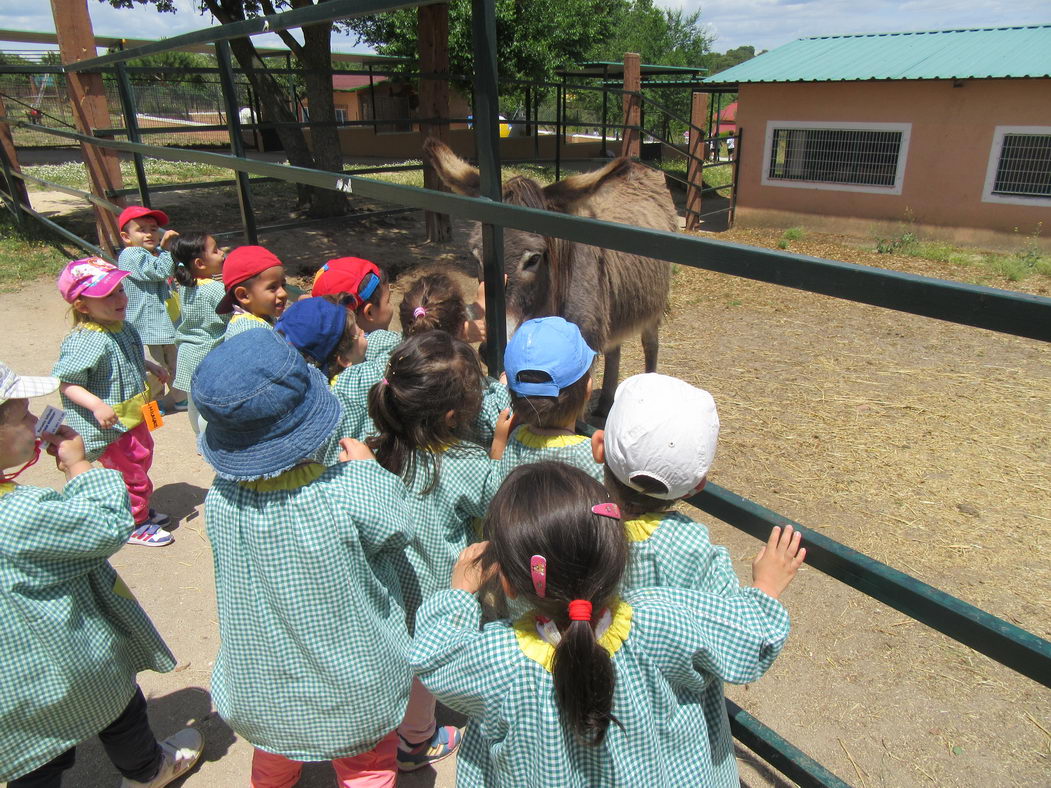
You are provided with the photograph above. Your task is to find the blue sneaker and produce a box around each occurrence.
[128,522,173,547]
[396,725,462,772]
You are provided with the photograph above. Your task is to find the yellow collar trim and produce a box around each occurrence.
[238,462,326,492]
[231,313,269,325]
[624,512,665,542]
[513,599,632,672]
[0,482,16,497]
[81,320,124,333]
[515,426,588,449]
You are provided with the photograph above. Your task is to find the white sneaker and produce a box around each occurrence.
[120,727,203,787]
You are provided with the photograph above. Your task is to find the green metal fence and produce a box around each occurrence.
[1,2,1049,785]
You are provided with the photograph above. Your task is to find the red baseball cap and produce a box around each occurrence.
[312,257,382,310]
[118,205,170,231]
[216,246,285,314]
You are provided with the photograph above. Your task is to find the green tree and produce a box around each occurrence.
[706,45,760,76]
[101,0,346,217]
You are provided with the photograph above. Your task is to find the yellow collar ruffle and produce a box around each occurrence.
[513,598,632,672]
[238,462,327,492]
[81,320,124,333]
[515,426,589,449]
[0,482,15,497]
[624,512,666,543]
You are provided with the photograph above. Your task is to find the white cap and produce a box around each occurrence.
[604,373,719,500]
[0,362,59,407]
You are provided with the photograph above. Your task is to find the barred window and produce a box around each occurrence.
[992,134,1051,197]
[769,128,902,187]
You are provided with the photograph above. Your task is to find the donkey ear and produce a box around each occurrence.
[423,137,481,197]
[542,157,634,211]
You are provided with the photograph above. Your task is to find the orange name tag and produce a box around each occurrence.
[141,401,164,431]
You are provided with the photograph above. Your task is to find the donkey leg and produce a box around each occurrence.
[595,346,622,417]
[642,323,659,373]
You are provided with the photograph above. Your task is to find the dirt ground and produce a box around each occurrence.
[3,182,1049,787]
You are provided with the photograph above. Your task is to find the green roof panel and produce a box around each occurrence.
[704,25,1051,83]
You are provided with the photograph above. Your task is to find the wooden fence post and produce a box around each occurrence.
[620,52,640,159]
[419,2,451,242]
[50,0,124,256]
[685,90,708,231]
[0,101,31,220]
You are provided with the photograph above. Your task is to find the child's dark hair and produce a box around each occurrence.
[367,331,484,492]
[399,272,467,338]
[481,462,626,745]
[170,232,211,288]
[315,294,364,370]
[603,466,674,516]
[510,363,593,429]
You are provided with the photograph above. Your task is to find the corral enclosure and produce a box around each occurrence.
[1,1,1049,786]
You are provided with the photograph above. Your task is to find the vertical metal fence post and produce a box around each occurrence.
[216,40,257,245]
[554,83,562,180]
[114,62,151,207]
[600,63,608,153]
[470,0,506,376]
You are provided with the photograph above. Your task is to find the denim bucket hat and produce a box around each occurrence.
[192,329,341,480]
[504,316,596,397]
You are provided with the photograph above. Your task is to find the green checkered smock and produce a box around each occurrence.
[0,471,175,782]
[393,444,505,629]
[205,460,415,760]
[474,376,510,448]
[52,322,150,461]
[364,328,400,363]
[223,311,272,340]
[116,246,178,344]
[413,586,790,788]
[323,357,385,462]
[174,278,229,392]
[496,426,603,482]
[622,511,742,596]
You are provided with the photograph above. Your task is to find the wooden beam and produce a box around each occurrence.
[620,52,641,159]
[418,2,451,242]
[49,0,124,255]
[0,100,31,213]
[685,91,708,231]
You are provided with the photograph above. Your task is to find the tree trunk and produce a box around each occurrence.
[299,21,346,218]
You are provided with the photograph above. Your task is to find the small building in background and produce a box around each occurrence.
[704,25,1051,247]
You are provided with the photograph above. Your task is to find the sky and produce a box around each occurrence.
[0,0,1049,57]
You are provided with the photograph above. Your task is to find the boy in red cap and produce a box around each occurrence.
[217,246,289,339]
[312,257,397,362]
[116,205,185,415]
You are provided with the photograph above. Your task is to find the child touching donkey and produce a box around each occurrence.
[413,462,804,787]
[51,258,174,547]
[0,361,201,788]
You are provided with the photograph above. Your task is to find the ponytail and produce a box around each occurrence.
[170,232,210,288]
[483,462,628,745]
[399,272,468,338]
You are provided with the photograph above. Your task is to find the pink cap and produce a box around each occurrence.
[118,205,169,231]
[57,258,129,303]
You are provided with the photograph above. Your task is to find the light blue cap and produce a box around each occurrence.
[504,317,596,397]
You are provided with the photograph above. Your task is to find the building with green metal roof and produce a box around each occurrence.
[703,25,1051,246]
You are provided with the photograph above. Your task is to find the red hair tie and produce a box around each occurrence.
[567,599,592,622]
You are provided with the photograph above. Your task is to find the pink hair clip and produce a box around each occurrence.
[381,378,389,385]
[413,306,427,320]
[530,554,547,598]
[591,502,621,520]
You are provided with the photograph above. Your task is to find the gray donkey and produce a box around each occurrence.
[424,138,676,415]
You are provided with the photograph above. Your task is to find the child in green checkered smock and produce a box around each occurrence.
[215,245,289,341]
[0,361,202,787]
[491,316,603,481]
[171,232,229,435]
[368,331,508,772]
[413,462,805,788]
[116,206,186,413]
[193,328,416,786]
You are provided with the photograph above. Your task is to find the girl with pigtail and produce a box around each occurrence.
[412,461,805,787]
[366,330,508,772]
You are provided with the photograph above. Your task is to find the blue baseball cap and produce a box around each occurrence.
[504,317,596,397]
[192,329,341,481]
[275,297,346,369]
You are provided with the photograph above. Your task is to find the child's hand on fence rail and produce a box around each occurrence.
[751,524,806,600]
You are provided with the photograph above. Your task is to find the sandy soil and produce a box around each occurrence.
[4,184,1050,787]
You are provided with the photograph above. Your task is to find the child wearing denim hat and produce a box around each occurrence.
[217,246,288,339]
[490,316,603,481]
[0,361,202,788]
[116,206,186,414]
[193,329,415,788]
[52,257,174,547]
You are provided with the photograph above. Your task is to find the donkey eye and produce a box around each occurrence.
[520,252,543,272]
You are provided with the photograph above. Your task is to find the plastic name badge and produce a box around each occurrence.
[141,400,164,431]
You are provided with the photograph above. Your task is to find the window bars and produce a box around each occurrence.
[769,128,902,187]
[993,133,1051,197]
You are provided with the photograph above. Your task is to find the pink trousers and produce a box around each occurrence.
[99,422,154,525]
[250,732,398,788]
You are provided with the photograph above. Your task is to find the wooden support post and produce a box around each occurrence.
[685,90,708,231]
[0,100,31,221]
[620,52,641,159]
[419,2,451,243]
[50,0,124,256]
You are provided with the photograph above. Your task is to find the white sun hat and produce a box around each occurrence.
[0,362,59,406]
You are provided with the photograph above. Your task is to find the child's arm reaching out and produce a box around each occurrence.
[489,409,515,460]
[751,524,806,599]
[59,382,118,429]
[144,359,170,385]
